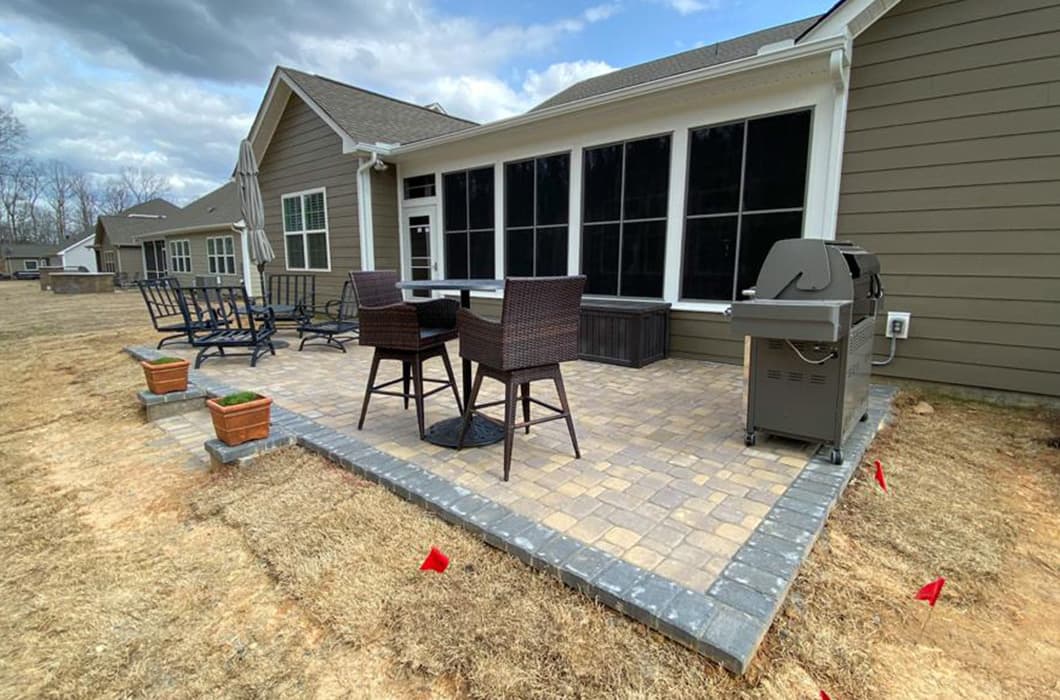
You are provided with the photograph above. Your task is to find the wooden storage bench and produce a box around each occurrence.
[578,300,671,368]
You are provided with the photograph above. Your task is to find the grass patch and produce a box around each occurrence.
[147,356,185,365]
[217,391,263,406]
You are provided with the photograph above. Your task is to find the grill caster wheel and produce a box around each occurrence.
[860,412,869,422]
[744,432,757,447]
[830,448,844,465]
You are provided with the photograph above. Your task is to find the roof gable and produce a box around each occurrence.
[146,181,241,237]
[247,66,477,161]
[95,198,181,247]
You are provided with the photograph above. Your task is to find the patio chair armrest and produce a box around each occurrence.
[411,297,458,329]
[457,308,504,367]
[358,303,421,348]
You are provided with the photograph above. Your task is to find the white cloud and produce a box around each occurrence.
[0,1,621,201]
[663,0,720,15]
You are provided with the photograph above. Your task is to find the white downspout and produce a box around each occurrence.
[356,153,378,271]
[822,40,852,240]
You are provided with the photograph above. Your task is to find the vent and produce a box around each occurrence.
[767,369,783,381]
[810,374,826,385]
[787,371,803,383]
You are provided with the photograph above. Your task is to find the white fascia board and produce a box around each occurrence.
[391,35,847,157]
[798,0,902,43]
[56,234,94,255]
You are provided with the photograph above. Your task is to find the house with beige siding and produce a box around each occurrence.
[133,181,254,291]
[92,198,181,279]
[243,0,1059,398]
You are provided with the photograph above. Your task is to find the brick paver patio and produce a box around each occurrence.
[152,333,816,594]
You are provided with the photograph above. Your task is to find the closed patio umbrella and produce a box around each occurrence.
[236,138,273,302]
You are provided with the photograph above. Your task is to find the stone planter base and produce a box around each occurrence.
[137,387,207,421]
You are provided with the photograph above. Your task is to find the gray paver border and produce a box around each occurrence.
[124,345,895,674]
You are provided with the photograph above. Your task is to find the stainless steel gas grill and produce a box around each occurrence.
[729,239,884,464]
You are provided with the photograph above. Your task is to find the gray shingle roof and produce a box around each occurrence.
[1,242,60,259]
[152,181,241,235]
[532,16,821,111]
[280,67,477,146]
[96,198,182,246]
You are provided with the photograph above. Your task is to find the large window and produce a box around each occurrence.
[505,153,570,277]
[206,235,236,275]
[169,239,191,273]
[282,188,330,271]
[681,110,811,301]
[404,174,436,200]
[23,259,38,271]
[443,167,494,279]
[581,135,671,297]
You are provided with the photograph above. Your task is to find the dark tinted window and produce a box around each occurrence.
[623,136,671,220]
[687,122,743,215]
[743,111,811,211]
[445,231,468,279]
[536,154,570,226]
[536,227,568,277]
[468,167,494,230]
[737,211,803,293]
[681,216,738,300]
[506,230,534,276]
[681,109,810,300]
[582,144,622,223]
[443,172,466,232]
[621,220,666,297]
[505,160,534,228]
[469,231,495,278]
[582,224,619,295]
[403,174,435,200]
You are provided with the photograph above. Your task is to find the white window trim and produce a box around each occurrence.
[169,239,192,274]
[23,259,38,270]
[281,186,332,272]
[206,235,237,276]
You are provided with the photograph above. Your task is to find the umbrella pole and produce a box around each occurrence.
[258,263,268,305]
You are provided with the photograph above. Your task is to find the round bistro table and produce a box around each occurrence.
[395,278,506,448]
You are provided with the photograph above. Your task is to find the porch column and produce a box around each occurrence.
[662,128,689,303]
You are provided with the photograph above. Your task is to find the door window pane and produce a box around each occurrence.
[623,136,671,220]
[409,216,429,257]
[687,122,744,215]
[582,144,622,223]
[737,211,803,294]
[743,111,811,211]
[620,220,666,297]
[582,223,619,295]
[681,217,738,300]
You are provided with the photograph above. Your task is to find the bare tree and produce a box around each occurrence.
[21,161,46,241]
[47,160,75,242]
[0,107,25,159]
[0,157,31,242]
[99,177,131,215]
[70,171,98,237]
[121,166,168,204]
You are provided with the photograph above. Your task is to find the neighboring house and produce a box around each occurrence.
[55,234,98,271]
[243,0,1060,398]
[93,198,182,279]
[133,181,254,292]
[0,242,58,275]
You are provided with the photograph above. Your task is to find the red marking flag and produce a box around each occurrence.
[915,577,945,607]
[420,546,450,573]
[874,459,888,492]
[820,691,832,700]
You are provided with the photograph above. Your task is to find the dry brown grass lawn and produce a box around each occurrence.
[0,281,1057,699]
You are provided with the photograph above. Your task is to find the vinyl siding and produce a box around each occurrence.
[117,247,142,277]
[371,167,401,272]
[838,0,1060,397]
[259,94,361,304]
[162,231,244,287]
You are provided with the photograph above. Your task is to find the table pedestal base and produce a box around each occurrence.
[425,415,505,448]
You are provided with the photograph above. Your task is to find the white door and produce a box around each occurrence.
[403,206,437,298]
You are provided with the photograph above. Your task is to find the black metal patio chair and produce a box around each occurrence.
[136,277,214,348]
[297,279,359,352]
[264,273,315,328]
[179,285,276,368]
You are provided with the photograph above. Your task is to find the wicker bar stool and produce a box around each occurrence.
[456,276,586,480]
[350,271,462,439]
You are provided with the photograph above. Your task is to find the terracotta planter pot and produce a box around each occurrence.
[207,395,272,446]
[140,359,190,394]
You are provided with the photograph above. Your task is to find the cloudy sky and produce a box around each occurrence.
[0,0,830,202]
